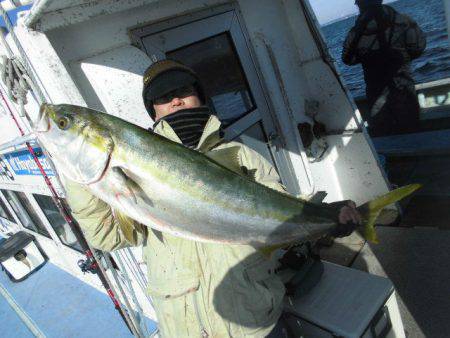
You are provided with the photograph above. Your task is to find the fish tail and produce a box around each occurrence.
[357,184,421,244]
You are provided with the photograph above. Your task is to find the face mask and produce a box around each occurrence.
[155,106,211,148]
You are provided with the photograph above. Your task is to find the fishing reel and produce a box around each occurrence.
[278,243,324,298]
[77,256,98,274]
[277,243,314,272]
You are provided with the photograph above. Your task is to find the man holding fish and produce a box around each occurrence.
[36,60,416,337]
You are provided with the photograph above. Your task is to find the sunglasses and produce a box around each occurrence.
[153,86,198,105]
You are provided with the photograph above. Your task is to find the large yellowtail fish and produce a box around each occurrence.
[35,104,419,250]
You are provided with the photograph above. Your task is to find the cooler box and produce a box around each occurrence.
[0,231,47,282]
[284,261,405,338]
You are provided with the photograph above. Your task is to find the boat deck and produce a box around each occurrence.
[0,260,156,337]
[351,226,450,338]
[321,225,450,338]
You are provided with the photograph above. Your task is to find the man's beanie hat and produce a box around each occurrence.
[142,59,206,120]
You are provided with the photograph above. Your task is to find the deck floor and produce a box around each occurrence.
[0,290,34,338]
[0,261,155,338]
[352,227,450,338]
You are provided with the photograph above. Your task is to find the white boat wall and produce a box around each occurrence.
[0,0,397,331]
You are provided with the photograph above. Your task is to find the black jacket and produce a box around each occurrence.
[342,5,426,102]
[342,5,426,136]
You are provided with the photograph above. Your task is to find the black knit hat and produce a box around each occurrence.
[356,0,383,7]
[142,59,206,120]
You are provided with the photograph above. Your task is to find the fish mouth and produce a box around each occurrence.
[34,103,51,133]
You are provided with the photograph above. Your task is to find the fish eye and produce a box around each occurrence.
[57,116,71,130]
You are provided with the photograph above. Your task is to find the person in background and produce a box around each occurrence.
[64,60,362,337]
[342,0,426,137]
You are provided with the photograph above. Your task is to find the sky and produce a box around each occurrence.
[309,0,398,24]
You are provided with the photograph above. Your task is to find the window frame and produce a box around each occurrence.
[2,189,52,239]
[32,193,82,252]
[0,193,14,222]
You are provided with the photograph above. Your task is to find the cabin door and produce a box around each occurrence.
[131,6,300,194]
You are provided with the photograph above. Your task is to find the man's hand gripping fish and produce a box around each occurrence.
[35,104,420,253]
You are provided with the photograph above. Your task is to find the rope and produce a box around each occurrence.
[0,5,46,104]
[0,56,29,104]
[0,55,42,121]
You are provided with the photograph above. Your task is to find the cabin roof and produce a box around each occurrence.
[24,0,159,30]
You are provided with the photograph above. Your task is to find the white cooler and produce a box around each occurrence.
[284,261,405,338]
[0,231,47,282]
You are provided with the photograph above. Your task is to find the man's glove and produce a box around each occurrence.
[327,200,362,238]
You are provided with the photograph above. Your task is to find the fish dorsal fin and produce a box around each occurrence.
[308,191,328,204]
[197,129,224,153]
[241,167,257,182]
[206,147,258,181]
[205,146,242,174]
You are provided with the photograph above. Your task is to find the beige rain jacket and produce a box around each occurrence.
[65,115,287,337]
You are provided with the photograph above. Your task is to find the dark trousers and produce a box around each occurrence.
[368,87,420,137]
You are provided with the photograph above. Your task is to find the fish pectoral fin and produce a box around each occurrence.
[111,167,137,204]
[205,146,242,174]
[111,167,153,207]
[358,184,421,243]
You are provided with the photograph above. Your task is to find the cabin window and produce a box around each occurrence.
[167,33,256,127]
[0,197,14,222]
[33,194,82,251]
[1,189,50,238]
